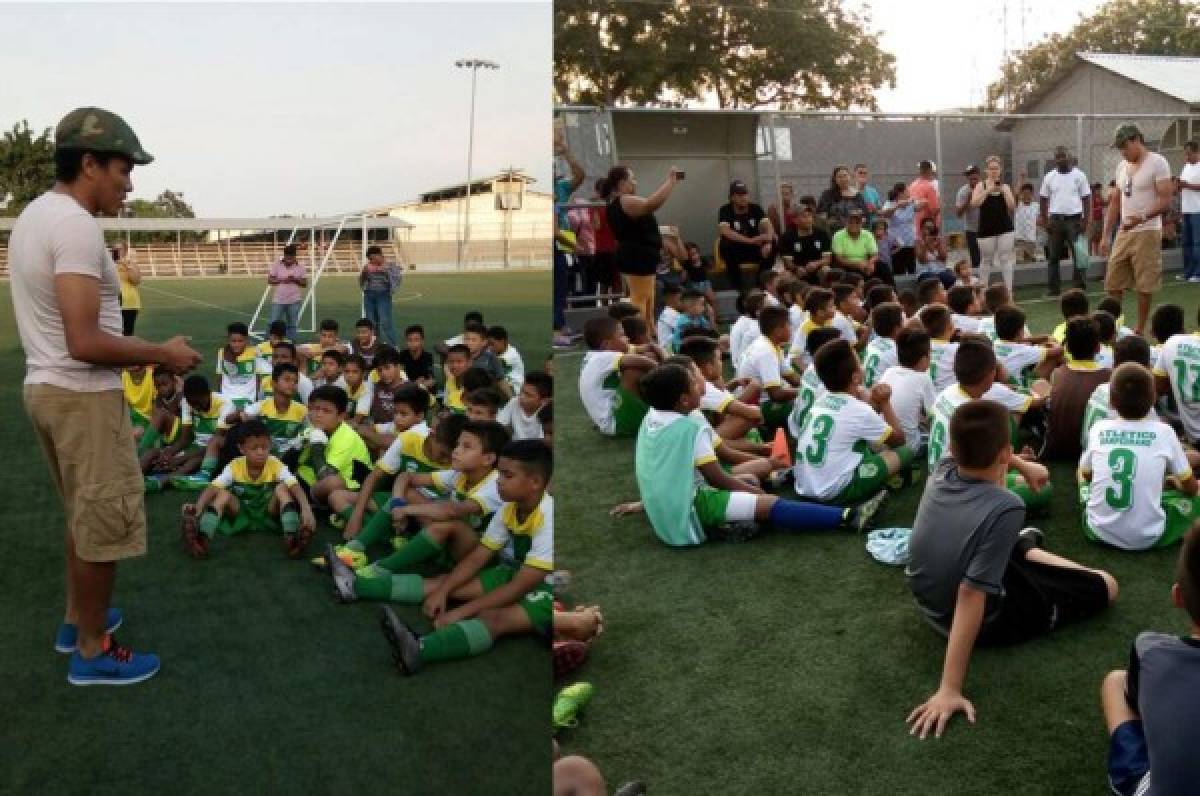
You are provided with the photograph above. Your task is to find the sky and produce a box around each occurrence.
[0,1,550,217]
[865,0,1107,112]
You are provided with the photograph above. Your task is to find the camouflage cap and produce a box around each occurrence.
[55,107,153,165]
[1112,123,1143,148]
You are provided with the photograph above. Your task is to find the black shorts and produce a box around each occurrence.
[977,555,1110,647]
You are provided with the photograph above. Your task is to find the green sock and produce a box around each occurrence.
[352,573,390,601]
[200,456,218,476]
[138,426,161,454]
[280,504,300,534]
[389,574,425,604]
[347,509,392,553]
[419,619,493,664]
[198,508,220,538]
[373,529,442,574]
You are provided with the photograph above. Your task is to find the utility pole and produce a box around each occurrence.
[454,58,499,269]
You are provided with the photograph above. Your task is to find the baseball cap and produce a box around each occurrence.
[962,164,979,176]
[846,208,865,220]
[918,159,936,172]
[1112,123,1142,148]
[55,107,154,165]
[729,179,749,195]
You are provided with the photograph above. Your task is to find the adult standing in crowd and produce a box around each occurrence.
[114,241,141,335]
[266,243,307,341]
[856,163,882,224]
[817,165,867,235]
[1178,140,1200,283]
[590,178,621,302]
[971,155,1016,292]
[955,165,982,269]
[718,179,772,291]
[909,159,941,235]
[10,107,201,686]
[553,131,585,348]
[1087,182,1107,256]
[881,181,924,276]
[1038,145,1091,296]
[1101,124,1173,335]
[778,204,832,284]
[358,244,402,346]
[605,164,679,335]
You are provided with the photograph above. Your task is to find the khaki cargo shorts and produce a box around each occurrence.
[1105,229,1162,294]
[24,385,147,563]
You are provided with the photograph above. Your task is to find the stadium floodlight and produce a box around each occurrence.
[454,57,499,269]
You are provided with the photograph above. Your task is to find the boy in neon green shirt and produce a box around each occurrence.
[295,385,372,515]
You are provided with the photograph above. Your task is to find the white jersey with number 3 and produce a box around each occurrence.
[792,392,889,501]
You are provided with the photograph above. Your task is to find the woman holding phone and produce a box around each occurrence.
[970,155,1017,292]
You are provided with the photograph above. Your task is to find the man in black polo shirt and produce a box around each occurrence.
[718,179,773,290]
[779,205,832,284]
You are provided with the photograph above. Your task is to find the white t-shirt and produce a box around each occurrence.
[788,319,829,369]
[928,340,960,392]
[1154,333,1200,443]
[1181,162,1200,215]
[926,383,1032,468]
[793,391,890,501]
[498,396,545,440]
[862,336,898,388]
[9,192,124,390]
[481,493,554,572]
[1115,152,1171,233]
[579,350,624,435]
[788,305,807,332]
[497,344,525,391]
[952,313,982,334]
[729,315,761,371]
[880,365,936,448]
[737,335,792,397]
[700,381,735,414]
[1013,201,1039,242]
[831,312,858,344]
[1039,168,1091,216]
[994,340,1045,389]
[657,306,681,349]
[787,364,827,438]
[1080,417,1191,550]
[1082,383,1160,448]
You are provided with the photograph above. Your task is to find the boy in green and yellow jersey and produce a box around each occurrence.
[216,321,260,409]
[234,363,308,460]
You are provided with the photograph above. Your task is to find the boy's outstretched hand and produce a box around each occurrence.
[906,687,976,739]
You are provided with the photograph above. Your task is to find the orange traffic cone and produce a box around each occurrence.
[769,427,792,468]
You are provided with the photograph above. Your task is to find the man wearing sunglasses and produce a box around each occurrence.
[1101,124,1174,336]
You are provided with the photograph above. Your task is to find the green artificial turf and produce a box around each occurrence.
[555,284,1200,794]
[0,273,552,795]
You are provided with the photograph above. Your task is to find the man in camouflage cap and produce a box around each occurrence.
[1100,122,1174,334]
[7,107,200,685]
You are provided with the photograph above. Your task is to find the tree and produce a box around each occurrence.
[0,121,55,217]
[121,190,204,244]
[988,0,1200,111]
[554,0,896,109]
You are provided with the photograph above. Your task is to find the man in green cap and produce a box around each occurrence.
[1100,123,1174,335]
[8,107,201,686]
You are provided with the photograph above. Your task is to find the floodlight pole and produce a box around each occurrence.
[455,58,499,269]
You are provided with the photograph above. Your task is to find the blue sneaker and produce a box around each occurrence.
[54,607,124,654]
[67,638,160,686]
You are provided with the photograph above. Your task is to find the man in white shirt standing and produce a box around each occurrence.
[1101,124,1175,336]
[1038,145,1091,296]
[9,108,201,686]
[1178,140,1200,283]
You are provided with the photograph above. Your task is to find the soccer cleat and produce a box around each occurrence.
[845,490,888,533]
[553,682,594,729]
[54,607,124,654]
[612,783,648,796]
[380,606,422,675]
[67,636,161,686]
[708,521,761,543]
[553,640,589,679]
[310,545,367,571]
[325,543,358,602]
[180,505,208,559]
[1018,527,1045,552]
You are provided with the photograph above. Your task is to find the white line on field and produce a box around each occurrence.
[139,285,425,315]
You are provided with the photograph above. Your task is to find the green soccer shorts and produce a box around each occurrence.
[612,385,649,437]
[477,565,552,636]
[834,442,913,505]
[1079,484,1197,548]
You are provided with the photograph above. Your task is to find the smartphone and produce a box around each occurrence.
[675,171,686,180]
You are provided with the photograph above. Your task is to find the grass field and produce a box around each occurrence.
[0,273,552,794]
[555,284,1200,794]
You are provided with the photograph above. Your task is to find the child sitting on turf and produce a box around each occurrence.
[1097,297,1134,340]
[621,317,650,347]
[993,305,1063,389]
[487,325,525,392]
[1083,336,1156,445]
[1080,363,1199,550]
[1043,316,1112,461]
[465,387,505,422]
[862,302,905,387]
[441,344,472,414]
[233,363,308,463]
[678,336,763,445]
[866,284,897,318]
[139,368,186,484]
[729,290,766,370]
[400,324,436,390]
[657,284,683,348]
[789,288,835,370]
[216,321,260,409]
[350,317,380,366]
[737,306,799,431]
[312,348,345,388]
[499,370,552,441]
[340,354,374,421]
[259,341,314,403]
[916,277,947,309]
[778,278,807,331]
[898,288,918,319]
[1154,305,1200,445]
[1094,310,1117,369]
[793,339,913,505]
[831,284,867,347]
[611,363,865,546]
[376,439,555,675]
[787,327,842,439]
[905,399,1117,739]
[919,304,960,393]
[537,403,553,446]
[947,285,982,335]
[463,321,508,390]
[300,319,350,379]
[159,375,236,484]
[358,347,409,449]
[180,419,316,559]
[438,310,484,354]
[579,317,659,437]
[1100,528,1200,795]
[1052,288,1089,345]
[295,385,373,513]
[123,363,156,451]
[976,284,1009,340]
[880,326,937,458]
[327,421,509,599]
[256,320,289,360]
[362,382,432,459]
[671,289,713,352]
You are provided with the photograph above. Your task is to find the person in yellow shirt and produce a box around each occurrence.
[114,242,142,335]
[122,364,156,451]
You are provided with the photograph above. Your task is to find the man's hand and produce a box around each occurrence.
[1121,213,1144,232]
[160,336,202,373]
[906,687,976,739]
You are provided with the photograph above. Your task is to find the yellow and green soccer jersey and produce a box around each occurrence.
[443,373,465,412]
[481,493,553,573]
[181,394,236,447]
[211,455,298,502]
[345,380,374,418]
[243,398,308,454]
[429,468,504,530]
[377,428,440,475]
[122,368,155,421]
[216,346,260,404]
[297,422,372,489]
[255,340,274,359]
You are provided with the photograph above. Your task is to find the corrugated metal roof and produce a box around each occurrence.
[1078,52,1200,105]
